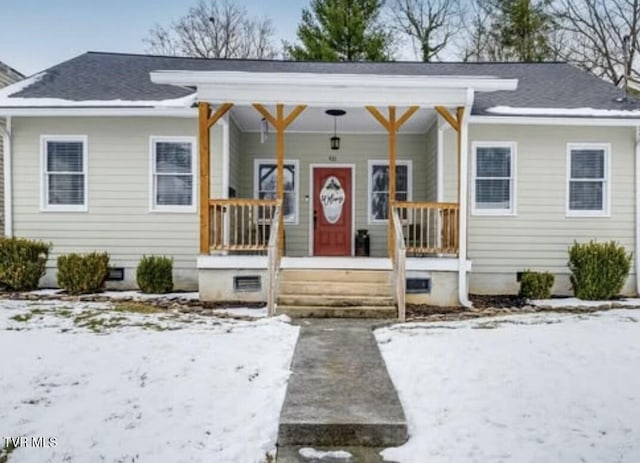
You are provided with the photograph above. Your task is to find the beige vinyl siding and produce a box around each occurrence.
[443,124,637,294]
[228,117,242,196]
[11,116,199,288]
[240,132,431,257]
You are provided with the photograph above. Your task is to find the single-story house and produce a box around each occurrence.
[0,60,24,236]
[1,52,639,316]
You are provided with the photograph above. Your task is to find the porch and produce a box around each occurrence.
[150,68,518,318]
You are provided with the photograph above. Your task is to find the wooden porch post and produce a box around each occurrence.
[198,102,233,254]
[366,105,420,258]
[252,103,307,254]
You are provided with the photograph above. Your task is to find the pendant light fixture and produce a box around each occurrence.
[326,109,346,150]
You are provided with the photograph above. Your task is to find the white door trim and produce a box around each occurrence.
[309,163,356,257]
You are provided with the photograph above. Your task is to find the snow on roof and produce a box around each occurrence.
[487,105,640,118]
[0,72,195,108]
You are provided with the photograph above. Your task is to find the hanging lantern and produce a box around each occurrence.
[325,109,346,151]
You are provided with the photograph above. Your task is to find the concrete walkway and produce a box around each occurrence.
[277,319,407,461]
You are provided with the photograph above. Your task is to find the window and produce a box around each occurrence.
[41,135,88,212]
[368,160,412,222]
[150,137,196,212]
[254,160,299,224]
[472,142,516,215]
[567,143,609,216]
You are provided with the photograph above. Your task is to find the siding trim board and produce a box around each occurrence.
[39,134,89,213]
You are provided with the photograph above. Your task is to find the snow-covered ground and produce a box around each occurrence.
[0,299,298,463]
[376,310,640,462]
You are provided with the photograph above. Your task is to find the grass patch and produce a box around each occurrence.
[113,302,164,314]
[10,313,33,322]
[0,441,16,463]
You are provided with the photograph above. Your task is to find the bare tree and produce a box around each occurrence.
[390,0,461,61]
[554,0,639,86]
[459,0,497,61]
[144,0,278,59]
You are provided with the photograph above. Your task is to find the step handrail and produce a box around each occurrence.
[391,206,407,322]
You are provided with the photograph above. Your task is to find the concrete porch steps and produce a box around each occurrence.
[277,269,395,318]
[276,319,408,460]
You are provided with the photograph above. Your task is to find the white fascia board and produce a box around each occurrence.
[151,70,518,92]
[470,115,640,127]
[196,84,469,107]
[0,108,197,117]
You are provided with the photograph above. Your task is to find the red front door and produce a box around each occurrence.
[313,167,352,256]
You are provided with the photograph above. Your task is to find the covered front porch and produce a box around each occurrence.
[151,69,517,318]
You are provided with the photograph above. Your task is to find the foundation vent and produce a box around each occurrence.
[234,275,261,292]
[406,278,431,294]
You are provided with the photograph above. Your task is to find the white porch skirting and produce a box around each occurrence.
[197,255,472,306]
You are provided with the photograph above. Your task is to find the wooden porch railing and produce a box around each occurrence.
[208,199,279,253]
[391,207,407,322]
[394,201,460,256]
[266,203,282,316]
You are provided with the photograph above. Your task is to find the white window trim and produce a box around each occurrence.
[367,159,413,224]
[471,141,517,216]
[566,142,611,217]
[253,158,300,225]
[40,135,89,212]
[149,136,197,213]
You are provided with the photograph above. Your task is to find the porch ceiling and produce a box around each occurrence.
[230,105,437,133]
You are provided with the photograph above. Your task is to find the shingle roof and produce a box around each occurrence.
[2,51,640,116]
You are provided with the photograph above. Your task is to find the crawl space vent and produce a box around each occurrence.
[233,275,261,292]
[406,278,431,294]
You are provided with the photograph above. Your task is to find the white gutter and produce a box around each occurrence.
[470,115,640,127]
[0,108,197,118]
[458,89,474,308]
[1,116,12,237]
[636,126,640,296]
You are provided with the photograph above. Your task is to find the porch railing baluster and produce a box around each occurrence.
[207,199,278,254]
[394,201,459,257]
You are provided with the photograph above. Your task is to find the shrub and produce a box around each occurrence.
[519,270,555,299]
[136,255,173,294]
[0,237,50,291]
[57,252,110,295]
[568,240,632,300]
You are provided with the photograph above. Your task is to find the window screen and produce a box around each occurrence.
[569,148,606,212]
[370,163,409,221]
[474,146,513,212]
[153,141,194,208]
[256,162,297,223]
[45,140,85,207]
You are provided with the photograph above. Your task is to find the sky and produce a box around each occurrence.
[0,0,310,76]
